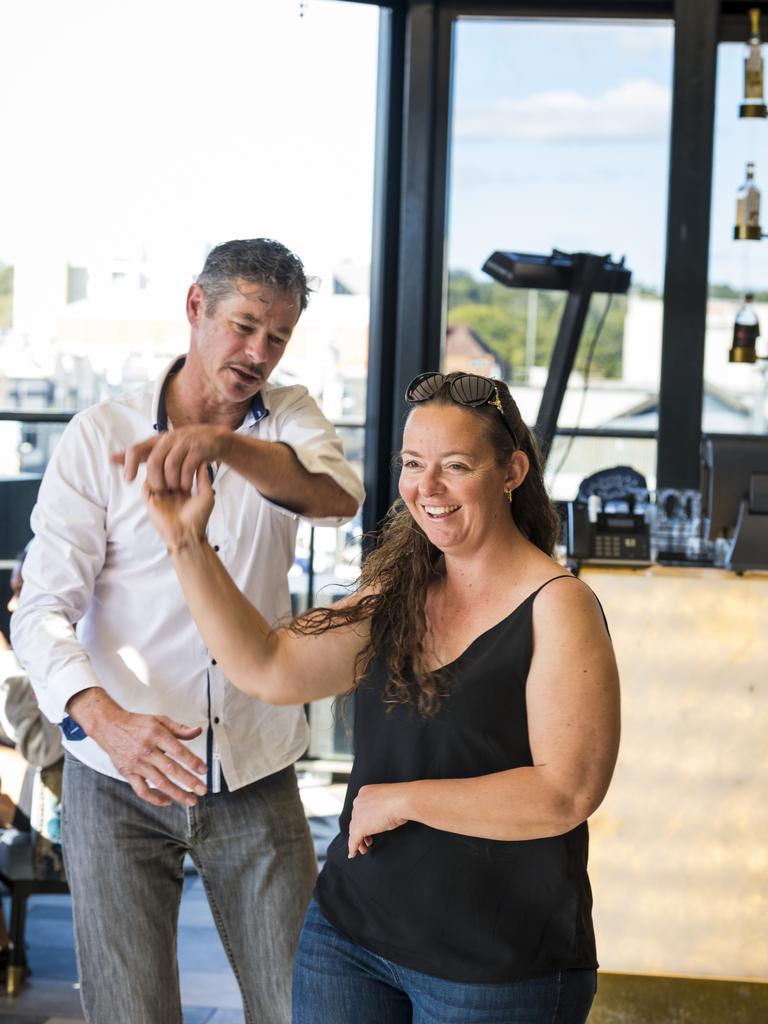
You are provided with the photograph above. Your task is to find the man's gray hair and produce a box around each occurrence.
[196,238,310,314]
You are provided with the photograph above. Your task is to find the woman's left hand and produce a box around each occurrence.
[144,464,215,552]
[347,783,408,859]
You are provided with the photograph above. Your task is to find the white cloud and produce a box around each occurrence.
[454,79,671,143]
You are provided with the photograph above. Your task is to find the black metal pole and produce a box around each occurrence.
[534,253,607,460]
[656,0,718,489]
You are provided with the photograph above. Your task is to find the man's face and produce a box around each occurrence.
[186,277,301,409]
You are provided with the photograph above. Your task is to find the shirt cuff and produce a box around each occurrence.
[34,660,104,725]
[287,446,365,527]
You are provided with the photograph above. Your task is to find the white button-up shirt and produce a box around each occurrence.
[11,359,364,789]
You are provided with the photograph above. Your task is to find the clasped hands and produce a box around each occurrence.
[112,423,229,492]
[112,425,220,549]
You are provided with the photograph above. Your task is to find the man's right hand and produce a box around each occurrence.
[66,689,207,807]
[111,425,230,492]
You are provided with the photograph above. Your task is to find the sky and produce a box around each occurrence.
[0,4,762,302]
[0,0,380,292]
[447,19,768,296]
[448,18,675,291]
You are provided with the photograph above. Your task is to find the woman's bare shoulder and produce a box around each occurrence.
[530,572,607,634]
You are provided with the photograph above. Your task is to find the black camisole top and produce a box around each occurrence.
[314,576,599,983]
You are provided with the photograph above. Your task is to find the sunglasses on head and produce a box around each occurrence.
[404,372,518,448]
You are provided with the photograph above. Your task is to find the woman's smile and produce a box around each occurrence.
[421,503,461,520]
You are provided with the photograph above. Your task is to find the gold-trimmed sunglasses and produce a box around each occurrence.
[405,372,518,447]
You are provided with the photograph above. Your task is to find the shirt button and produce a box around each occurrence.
[213,716,220,725]
[213,545,220,552]
[211,658,217,666]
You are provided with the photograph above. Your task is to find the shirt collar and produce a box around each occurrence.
[152,356,269,432]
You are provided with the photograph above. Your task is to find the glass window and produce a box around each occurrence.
[0,0,376,506]
[0,0,376,439]
[445,17,674,499]
[0,1,378,759]
[707,41,768,434]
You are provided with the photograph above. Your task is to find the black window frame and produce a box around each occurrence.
[357,0,747,531]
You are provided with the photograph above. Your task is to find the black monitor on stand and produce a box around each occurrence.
[482,249,632,463]
[701,434,768,572]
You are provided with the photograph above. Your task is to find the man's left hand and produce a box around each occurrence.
[347,783,408,859]
[112,426,231,491]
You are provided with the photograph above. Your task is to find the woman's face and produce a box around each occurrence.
[398,403,526,555]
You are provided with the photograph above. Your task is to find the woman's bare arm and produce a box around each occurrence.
[145,471,370,705]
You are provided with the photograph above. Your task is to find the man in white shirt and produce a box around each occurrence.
[11,239,364,1024]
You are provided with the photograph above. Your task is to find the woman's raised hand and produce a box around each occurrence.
[144,463,215,552]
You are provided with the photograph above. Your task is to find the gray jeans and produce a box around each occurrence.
[62,752,317,1024]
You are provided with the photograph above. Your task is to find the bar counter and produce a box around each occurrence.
[581,565,768,981]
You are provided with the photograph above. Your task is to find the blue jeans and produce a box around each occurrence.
[293,899,596,1024]
[62,753,316,1024]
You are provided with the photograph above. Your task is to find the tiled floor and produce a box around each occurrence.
[0,871,247,1022]
[0,779,346,1023]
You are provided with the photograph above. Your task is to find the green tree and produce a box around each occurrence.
[708,282,741,299]
[448,303,527,374]
[447,269,625,380]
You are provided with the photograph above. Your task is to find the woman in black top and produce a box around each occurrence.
[146,371,620,1024]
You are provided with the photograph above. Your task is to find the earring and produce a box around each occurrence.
[503,488,513,504]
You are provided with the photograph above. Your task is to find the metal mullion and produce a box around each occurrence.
[0,411,74,423]
[428,5,455,376]
[390,0,444,453]
[656,0,719,489]
[719,4,768,43]
[363,6,408,539]
[555,427,657,439]
[438,1,672,19]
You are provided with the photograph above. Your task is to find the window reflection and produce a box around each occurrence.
[445,17,673,497]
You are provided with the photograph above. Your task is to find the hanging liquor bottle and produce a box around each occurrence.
[729,294,760,363]
[734,161,763,239]
[740,8,767,118]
